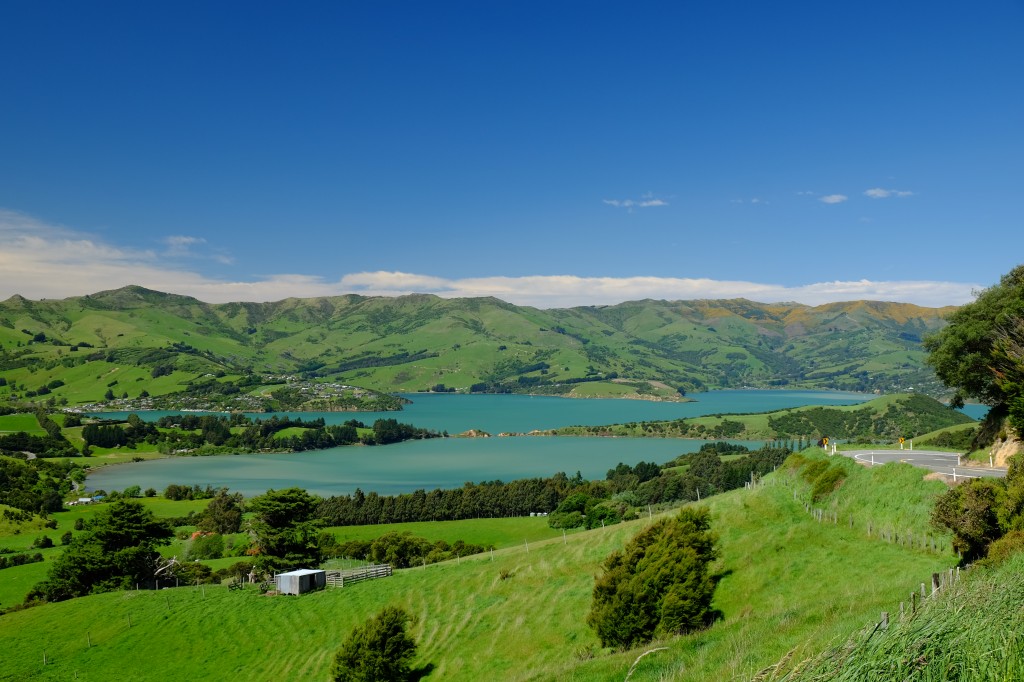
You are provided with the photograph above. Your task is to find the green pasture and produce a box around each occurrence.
[0,413,44,434]
[325,516,565,549]
[0,457,955,681]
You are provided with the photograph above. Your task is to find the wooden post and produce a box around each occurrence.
[932,573,940,595]
[899,602,904,618]
[127,614,132,629]
[920,582,926,598]
[911,591,917,614]
[881,612,889,630]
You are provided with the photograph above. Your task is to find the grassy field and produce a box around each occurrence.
[325,516,566,548]
[0,413,44,434]
[0,451,956,681]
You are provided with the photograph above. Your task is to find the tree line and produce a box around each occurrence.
[81,413,439,454]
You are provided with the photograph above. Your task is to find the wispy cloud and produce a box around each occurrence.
[819,194,848,204]
[162,234,234,264]
[603,192,669,210]
[163,235,206,256]
[0,208,977,308]
[864,187,913,199]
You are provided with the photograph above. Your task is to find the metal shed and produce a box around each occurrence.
[275,569,326,595]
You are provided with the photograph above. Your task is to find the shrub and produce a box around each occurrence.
[981,529,1024,566]
[331,606,419,682]
[587,507,718,650]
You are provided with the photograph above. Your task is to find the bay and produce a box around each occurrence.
[86,436,757,498]
[87,389,870,497]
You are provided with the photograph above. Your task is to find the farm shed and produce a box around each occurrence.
[275,569,326,595]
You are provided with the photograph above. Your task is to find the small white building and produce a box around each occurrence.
[275,569,326,595]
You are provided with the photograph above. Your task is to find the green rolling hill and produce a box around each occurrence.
[0,286,954,409]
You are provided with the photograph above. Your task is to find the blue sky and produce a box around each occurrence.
[1,1,1021,308]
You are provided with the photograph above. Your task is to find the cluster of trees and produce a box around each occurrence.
[0,430,77,458]
[0,551,45,570]
[82,413,437,455]
[549,444,793,530]
[28,500,173,602]
[0,456,84,514]
[924,265,1024,564]
[317,475,580,527]
[0,412,77,458]
[316,444,791,533]
[326,531,491,568]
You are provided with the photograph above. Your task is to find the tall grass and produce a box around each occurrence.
[766,551,1024,681]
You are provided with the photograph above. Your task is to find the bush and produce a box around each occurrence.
[186,533,224,560]
[981,529,1024,566]
[331,606,418,682]
[587,507,718,650]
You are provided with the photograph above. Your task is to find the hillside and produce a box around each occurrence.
[551,393,975,441]
[0,287,954,409]
[0,451,957,681]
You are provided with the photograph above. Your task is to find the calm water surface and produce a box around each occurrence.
[89,390,872,496]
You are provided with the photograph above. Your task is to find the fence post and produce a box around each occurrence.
[911,591,917,614]
[931,573,940,595]
[881,612,889,630]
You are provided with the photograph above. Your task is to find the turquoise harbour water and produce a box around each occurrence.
[87,390,955,497]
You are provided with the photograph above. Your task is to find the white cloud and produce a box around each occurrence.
[334,271,976,308]
[819,194,848,204]
[865,187,913,199]
[603,193,669,209]
[0,208,978,308]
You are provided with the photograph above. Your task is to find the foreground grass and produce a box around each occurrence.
[770,551,1024,681]
[0,457,954,682]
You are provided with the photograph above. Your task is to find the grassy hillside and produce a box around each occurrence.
[552,393,974,442]
[0,451,957,681]
[0,287,954,410]
[770,550,1024,681]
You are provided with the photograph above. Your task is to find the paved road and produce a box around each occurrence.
[839,448,1006,479]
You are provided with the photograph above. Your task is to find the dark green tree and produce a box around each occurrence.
[331,606,418,682]
[587,507,718,649]
[246,487,322,569]
[28,499,172,602]
[196,488,244,534]
[923,264,1024,409]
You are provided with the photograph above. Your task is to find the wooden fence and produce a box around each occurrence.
[325,563,393,588]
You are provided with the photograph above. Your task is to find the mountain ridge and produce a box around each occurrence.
[0,285,955,405]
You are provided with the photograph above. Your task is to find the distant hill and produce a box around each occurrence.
[0,286,955,408]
